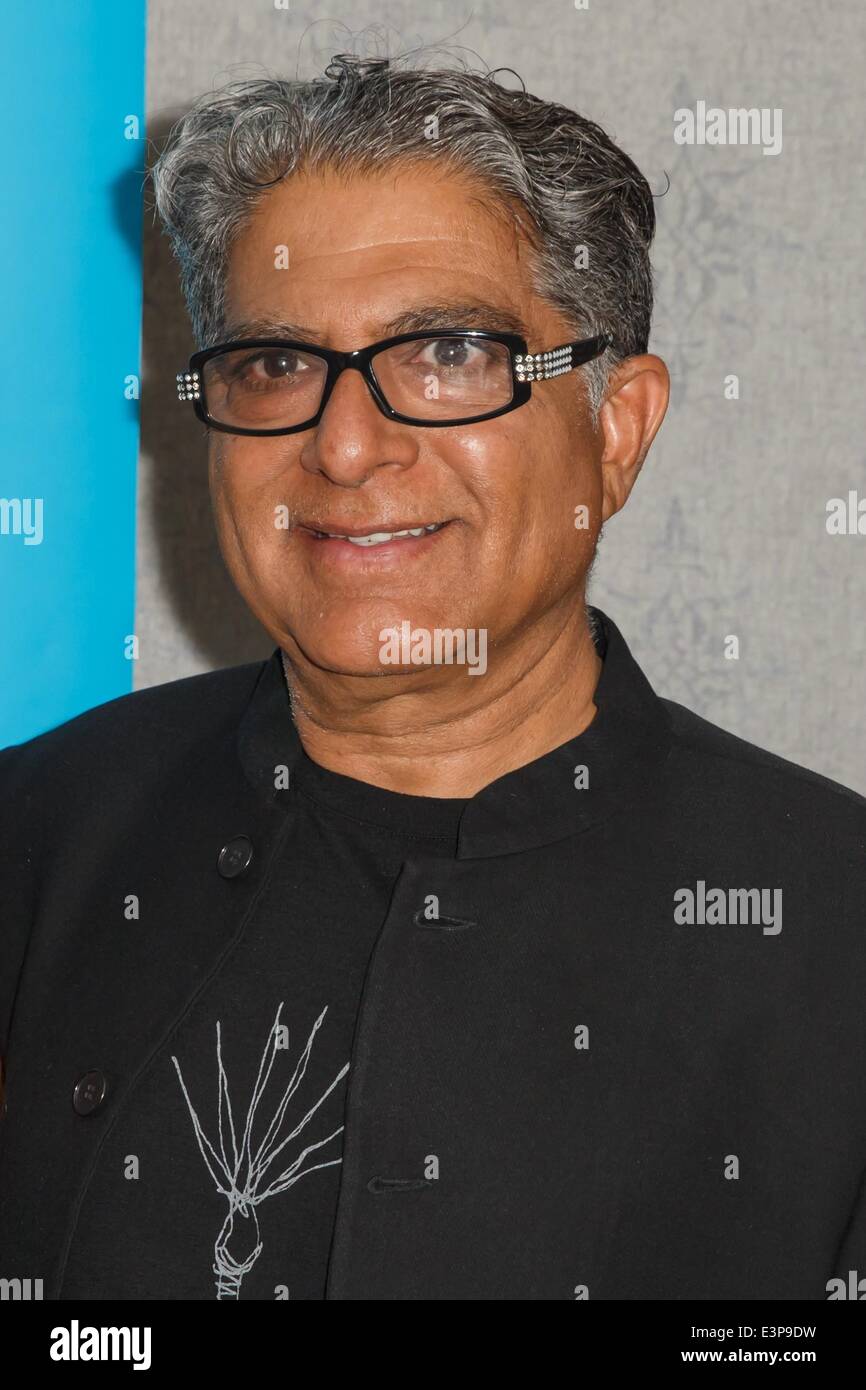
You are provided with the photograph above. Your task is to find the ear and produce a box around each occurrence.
[597,354,670,522]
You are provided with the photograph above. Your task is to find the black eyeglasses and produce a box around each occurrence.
[176,328,612,435]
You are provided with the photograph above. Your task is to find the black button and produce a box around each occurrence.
[72,1071,107,1115]
[217,836,254,878]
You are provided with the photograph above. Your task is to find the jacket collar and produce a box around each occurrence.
[237,607,673,859]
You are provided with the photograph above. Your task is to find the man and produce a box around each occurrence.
[1,54,864,1302]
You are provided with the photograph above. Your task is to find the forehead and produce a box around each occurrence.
[224,164,543,337]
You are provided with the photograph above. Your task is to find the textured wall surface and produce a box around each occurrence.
[137,0,866,793]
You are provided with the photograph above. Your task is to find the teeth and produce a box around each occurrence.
[316,521,445,546]
[347,531,399,546]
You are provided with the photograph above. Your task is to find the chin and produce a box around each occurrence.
[284,599,479,679]
[284,603,417,678]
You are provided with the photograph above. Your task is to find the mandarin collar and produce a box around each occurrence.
[237,607,673,859]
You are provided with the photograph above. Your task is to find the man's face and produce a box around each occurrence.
[210,164,606,678]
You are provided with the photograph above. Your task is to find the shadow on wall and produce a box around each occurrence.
[132,111,275,675]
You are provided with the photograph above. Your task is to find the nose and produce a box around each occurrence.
[299,363,419,487]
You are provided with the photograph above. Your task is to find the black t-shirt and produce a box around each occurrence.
[60,746,468,1301]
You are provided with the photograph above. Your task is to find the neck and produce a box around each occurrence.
[281,603,603,799]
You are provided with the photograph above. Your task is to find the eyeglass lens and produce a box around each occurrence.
[201,336,515,429]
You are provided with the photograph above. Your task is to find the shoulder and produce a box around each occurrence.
[660,696,866,853]
[0,658,270,802]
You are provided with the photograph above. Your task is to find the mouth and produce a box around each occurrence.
[299,520,451,548]
[293,517,455,571]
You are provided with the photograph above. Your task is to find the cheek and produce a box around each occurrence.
[449,415,594,558]
[209,446,284,561]
[209,463,248,566]
[469,419,601,602]
[208,443,241,531]
[519,408,602,542]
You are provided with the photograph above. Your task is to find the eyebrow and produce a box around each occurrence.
[221,301,530,345]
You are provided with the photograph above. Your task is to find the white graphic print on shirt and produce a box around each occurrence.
[171,1002,350,1299]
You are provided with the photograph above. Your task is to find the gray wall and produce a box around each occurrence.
[138,0,866,793]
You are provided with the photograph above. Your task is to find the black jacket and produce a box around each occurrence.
[1,608,865,1300]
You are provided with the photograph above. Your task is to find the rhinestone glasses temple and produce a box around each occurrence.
[176,370,201,402]
[514,346,574,382]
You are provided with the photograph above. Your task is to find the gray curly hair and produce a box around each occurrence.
[149,52,657,421]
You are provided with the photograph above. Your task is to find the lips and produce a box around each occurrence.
[300,520,449,548]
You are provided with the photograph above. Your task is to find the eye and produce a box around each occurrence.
[244,349,307,381]
[215,347,322,396]
[412,338,491,370]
